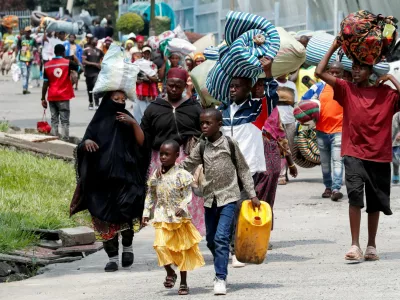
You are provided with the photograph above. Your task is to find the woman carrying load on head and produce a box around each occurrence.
[141,67,205,235]
[70,90,147,273]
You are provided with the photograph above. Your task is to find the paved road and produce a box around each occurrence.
[2,76,400,299]
[0,75,132,138]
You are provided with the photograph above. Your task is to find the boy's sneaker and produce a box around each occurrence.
[232,255,246,268]
[95,105,99,110]
[214,278,227,295]
[88,103,94,110]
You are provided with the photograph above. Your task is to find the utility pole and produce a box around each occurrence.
[149,0,155,36]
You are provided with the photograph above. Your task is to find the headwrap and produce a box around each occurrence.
[167,67,188,82]
[193,52,205,62]
[135,35,145,42]
[168,51,183,58]
[125,40,134,47]
[142,46,152,53]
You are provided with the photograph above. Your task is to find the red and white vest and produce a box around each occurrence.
[44,58,74,101]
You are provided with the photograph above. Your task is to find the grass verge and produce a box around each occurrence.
[0,147,90,253]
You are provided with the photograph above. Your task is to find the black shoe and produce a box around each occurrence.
[104,262,119,272]
[88,103,94,110]
[331,191,343,201]
[122,252,134,268]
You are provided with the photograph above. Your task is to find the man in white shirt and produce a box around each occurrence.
[42,32,63,63]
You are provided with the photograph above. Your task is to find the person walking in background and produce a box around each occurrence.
[93,19,106,40]
[71,91,147,273]
[101,37,113,55]
[135,35,145,51]
[17,26,36,94]
[82,37,104,110]
[105,19,114,39]
[42,32,63,64]
[41,44,79,141]
[316,39,400,262]
[124,40,134,60]
[289,62,317,102]
[30,47,41,87]
[275,74,298,185]
[392,112,400,184]
[142,140,205,296]
[1,45,16,75]
[193,53,205,66]
[302,61,345,200]
[64,34,83,91]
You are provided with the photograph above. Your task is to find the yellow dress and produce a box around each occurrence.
[143,165,205,271]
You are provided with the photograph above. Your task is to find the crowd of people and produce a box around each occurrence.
[2,15,400,296]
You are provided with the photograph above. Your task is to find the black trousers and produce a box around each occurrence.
[103,228,134,258]
[85,75,99,105]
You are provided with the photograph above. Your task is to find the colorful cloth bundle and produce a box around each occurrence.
[338,10,397,65]
[293,100,320,124]
[205,11,280,102]
[293,128,321,168]
[306,32,390,75]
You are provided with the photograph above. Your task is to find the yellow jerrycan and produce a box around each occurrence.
[235,200,272,264]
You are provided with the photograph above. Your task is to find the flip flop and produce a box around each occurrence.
[345,245,363,261]
[364,246,379,261]
[178,284,190,295]
[164,274,177,289]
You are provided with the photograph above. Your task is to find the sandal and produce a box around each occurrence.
[345,245,363,261]
[364,246,379,261]
[322,188,332,198]
[164,273,177,289]
[178,284,190,295]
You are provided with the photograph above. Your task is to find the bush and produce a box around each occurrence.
[116,12,144,34]
[154,16,171,35]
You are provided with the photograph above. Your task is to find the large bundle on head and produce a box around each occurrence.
[147,24,188,53]
[93,44,140,100]
[45,20,84,35]
[337,10,397,66]
[294,100,320,125]
[1,15,19,28]
[190,59,220,108]
[205,11,280,103]
[306,32,390,75]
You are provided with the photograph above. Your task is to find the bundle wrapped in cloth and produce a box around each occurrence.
[147,25,188,52]
[306,32,390,75]
[167,38,196,56]
[190,59,220,108]
[1,15,18,28]
[292,128,321,169]
[337,10,398,65]
[93,44,140,100]
[205,11,281,102]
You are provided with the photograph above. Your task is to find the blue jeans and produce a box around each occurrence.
[19,62,31,91]
[205,201,236,281]
[316,131,344,191]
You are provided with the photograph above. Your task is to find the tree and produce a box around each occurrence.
[116,13,144,34]
[0,0,26,11]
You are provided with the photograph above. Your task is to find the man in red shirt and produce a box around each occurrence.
[316,40,400,262]
[41,44,80,140]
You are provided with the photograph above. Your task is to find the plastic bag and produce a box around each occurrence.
[133,58,157,77]
[79,10,92,27]
[167,38,196,56]
[46,20,84,35]
[11,63,21,82]
[30,64,41,80]
[173,25,189,41]
[147,30,175,51]
[93,44,140,100]
[37,110,51,134]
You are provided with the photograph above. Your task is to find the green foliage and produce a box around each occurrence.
[154,16,171,35]
[0,120,9,132]
[0,148,90,252]
[116,12,144,34]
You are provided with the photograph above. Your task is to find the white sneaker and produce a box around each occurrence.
[95,105,99,110]
[232,255,246,268]
[214,278,227,295]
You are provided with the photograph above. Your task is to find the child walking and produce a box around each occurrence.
[181,108,260,295]
[142,139,205,296]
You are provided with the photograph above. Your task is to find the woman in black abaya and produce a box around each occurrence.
[71,90,146,272]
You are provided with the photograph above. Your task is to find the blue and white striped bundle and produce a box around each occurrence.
[306,32,390,75]
[205,11,280,102]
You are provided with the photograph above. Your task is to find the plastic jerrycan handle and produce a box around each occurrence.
[253,206,262,226]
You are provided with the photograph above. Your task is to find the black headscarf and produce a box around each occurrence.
[72,92,146,223]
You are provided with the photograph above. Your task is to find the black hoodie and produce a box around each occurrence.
[141,97,202,151]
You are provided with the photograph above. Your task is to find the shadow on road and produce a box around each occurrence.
[272,239,335,250]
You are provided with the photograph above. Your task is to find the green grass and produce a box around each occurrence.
[0,120,9,132]
[0,148,90,252]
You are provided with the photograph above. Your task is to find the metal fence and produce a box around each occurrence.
[0,10,32,32]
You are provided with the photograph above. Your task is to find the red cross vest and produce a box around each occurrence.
[44,58,74,101]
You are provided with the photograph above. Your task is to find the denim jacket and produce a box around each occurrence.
[63,41,83,63]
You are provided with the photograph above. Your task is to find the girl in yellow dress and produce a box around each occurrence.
[142,139,205,296]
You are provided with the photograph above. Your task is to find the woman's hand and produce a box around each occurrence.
[289,164,298,178]
[84,139,99,152]
[141,217,149,227]
[116,112,137,126]
[175,208,185,217]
